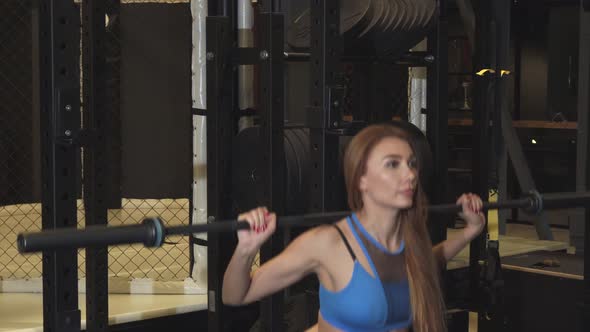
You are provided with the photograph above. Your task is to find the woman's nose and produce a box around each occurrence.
[405,163,417,181]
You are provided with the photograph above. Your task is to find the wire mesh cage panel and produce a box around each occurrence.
[1,0,194,291]
[0,0,40,280]
[104,198,190,281]
[1,201,190,282]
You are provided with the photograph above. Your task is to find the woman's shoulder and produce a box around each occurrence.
[292,218,349,252]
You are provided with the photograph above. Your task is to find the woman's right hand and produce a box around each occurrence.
[236,206,277,255]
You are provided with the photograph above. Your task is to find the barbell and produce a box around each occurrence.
[17,190,590,254]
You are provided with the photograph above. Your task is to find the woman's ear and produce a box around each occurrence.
[359,175,368,192]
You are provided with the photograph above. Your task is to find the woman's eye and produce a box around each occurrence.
[386,160,400,168]
[408,159,418,169]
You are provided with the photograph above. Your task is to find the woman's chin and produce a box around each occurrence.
[390,199,414,210]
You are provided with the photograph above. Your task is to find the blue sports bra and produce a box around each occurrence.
[319,213,412,332]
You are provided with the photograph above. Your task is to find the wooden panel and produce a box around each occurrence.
[501,250,583,280]
[446,228,569,270]
[0,293,207,331]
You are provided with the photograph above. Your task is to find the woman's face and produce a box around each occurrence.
[359,137,418,210]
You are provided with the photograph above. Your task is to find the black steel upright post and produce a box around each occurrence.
[577,2,590,330]
[491,0,511,228]
[477,1,510,330]
[426,0,449,246]
[105,0,122,209]
[257,0,282,14]
[35,1,82,331]
[258,12,286,332]
[513,2,522,121]
[469,0,491,318]
[273,0,282,12]
[220,0,233,17]
[257,0,271,12]
[206,16,235,332]
[82,1,109,331]
[307,0,343,213]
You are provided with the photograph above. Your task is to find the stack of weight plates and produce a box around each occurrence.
[232,126,311,214]
[287,0,437,58]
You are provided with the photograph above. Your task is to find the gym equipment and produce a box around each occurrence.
[17,190,590,254]
[232,126,314,214]
[287,0,437,58]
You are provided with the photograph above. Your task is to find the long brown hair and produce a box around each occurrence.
[343,123,446,332]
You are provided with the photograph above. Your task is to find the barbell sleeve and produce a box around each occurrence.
[18,218,165,253]
[540,191,590,210]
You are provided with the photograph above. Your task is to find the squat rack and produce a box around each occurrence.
[205,0,449,331]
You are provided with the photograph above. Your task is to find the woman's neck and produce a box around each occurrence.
[356,203,403,252]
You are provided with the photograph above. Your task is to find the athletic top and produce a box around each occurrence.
[319,213,412,332]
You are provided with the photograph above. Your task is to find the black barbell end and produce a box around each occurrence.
[17,217,166,254]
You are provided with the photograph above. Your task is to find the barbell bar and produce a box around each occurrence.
[17,190,590,254]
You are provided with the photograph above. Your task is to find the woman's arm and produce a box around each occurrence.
[432,226,481,268]
[222,207,323,305]
[433,193,485,267]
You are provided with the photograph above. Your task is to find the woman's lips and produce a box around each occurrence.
[400,189,414,196]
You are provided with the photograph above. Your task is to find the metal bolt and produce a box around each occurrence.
[207,216,215,223]
[333,100,339,108]
[424,55,435,63]
[64,130,71,136]
[65,104,72,111]
[333,121,339,127]
[260,50,269,60]
[206,52,215,61]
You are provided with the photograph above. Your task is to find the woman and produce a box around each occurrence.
[222,123,485,332]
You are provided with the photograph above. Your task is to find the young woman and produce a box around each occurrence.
[222,123,485,332]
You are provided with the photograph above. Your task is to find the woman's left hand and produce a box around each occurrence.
[457,193,486,239]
